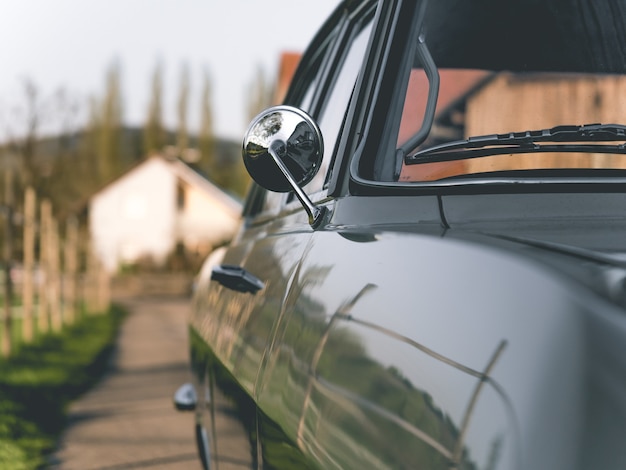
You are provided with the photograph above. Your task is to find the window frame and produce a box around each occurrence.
[301,3,377,199]
[241,7,345,223]
[243,0,379,222]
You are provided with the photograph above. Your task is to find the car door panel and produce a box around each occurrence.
[191,210,315,469]
[254,197,595,470]
[187,5,355,464]
[182,0,626,468]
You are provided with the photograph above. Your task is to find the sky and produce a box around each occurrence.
[0,0,340,143]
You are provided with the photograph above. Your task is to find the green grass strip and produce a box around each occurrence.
[0,305,126,469]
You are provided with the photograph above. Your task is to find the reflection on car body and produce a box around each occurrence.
[174,1,626,469]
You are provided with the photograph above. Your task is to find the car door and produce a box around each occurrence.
[189,6,357,469]
[252,1,518,468]
[248,3,378,468]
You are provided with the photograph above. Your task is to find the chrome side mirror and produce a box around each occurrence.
[242,105,327,228]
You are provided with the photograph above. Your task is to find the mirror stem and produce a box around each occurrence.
[269,142,327,228]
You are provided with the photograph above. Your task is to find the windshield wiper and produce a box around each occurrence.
[405,123,626,164]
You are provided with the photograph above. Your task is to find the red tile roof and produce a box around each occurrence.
[274,51,302,104]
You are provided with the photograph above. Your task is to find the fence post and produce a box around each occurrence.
[49,217,62,332]
[97,261,110,314]
[38,199,52,333]
[78,231,88,315]
[84,238,97,313]
[2,170,14,357]
[84,237,110,314]
[63,216,79,324]
[22,187,36,342]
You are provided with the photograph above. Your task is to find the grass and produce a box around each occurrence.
[0,305,126,469]
[0,295,38,356]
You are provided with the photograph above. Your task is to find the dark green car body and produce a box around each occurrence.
[182,1,626,468]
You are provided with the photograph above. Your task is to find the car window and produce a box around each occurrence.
[360,0,626,185]
[303,10,374,195]
[243,23,341,219]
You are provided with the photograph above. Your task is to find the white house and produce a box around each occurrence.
[89,155,243,272]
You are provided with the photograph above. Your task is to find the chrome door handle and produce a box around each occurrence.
[173,383,197,411]
[210,264,265,294]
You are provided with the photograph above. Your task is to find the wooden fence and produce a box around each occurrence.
[1,184,110,358]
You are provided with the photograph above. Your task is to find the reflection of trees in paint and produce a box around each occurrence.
[253,260,480,469]
[313,327,476,470]
[192,254,486,469]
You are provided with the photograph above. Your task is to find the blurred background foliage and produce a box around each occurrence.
[0,60,276,219]
[0,304,126,469]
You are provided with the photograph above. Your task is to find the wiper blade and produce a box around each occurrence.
[406,123,626,164]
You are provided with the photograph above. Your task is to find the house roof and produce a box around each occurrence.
[398,69,494,144]
[89,155,242,215]
[434,70,495,121]
[167,157,242,214]
[274,51,301,104]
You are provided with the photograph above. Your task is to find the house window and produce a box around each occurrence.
[177,182,186,210]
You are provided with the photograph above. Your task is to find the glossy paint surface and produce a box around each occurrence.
[191,210,317,468]
[185,0,626,468]
[190,192,626,470]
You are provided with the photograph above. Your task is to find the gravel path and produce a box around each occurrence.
[50,296,203,470]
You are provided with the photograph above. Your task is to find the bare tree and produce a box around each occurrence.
[198,68,216,174]
[197,68,250,196]
[246,64,274,123]
[96,61,123,181]
[177,64,190,153]
[53,87,82,158]
[143,61,166,155]
[40,86,88,215]
[7,79,42,188]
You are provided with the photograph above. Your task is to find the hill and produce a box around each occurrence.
[0,126,246,218]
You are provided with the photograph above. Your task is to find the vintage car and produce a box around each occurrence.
[175,0,626,468]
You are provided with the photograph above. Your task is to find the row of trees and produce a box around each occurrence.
[0,60,277,355]
[0,61,276,219]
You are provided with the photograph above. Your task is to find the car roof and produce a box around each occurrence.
[423,0,626,73]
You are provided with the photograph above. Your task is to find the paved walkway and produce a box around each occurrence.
[50,296,203,470]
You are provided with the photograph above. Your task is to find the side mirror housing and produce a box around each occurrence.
[242,105,327,228]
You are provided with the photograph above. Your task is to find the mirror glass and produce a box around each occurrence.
[243,105,324,192]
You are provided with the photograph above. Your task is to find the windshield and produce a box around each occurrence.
[396,0,626,182]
